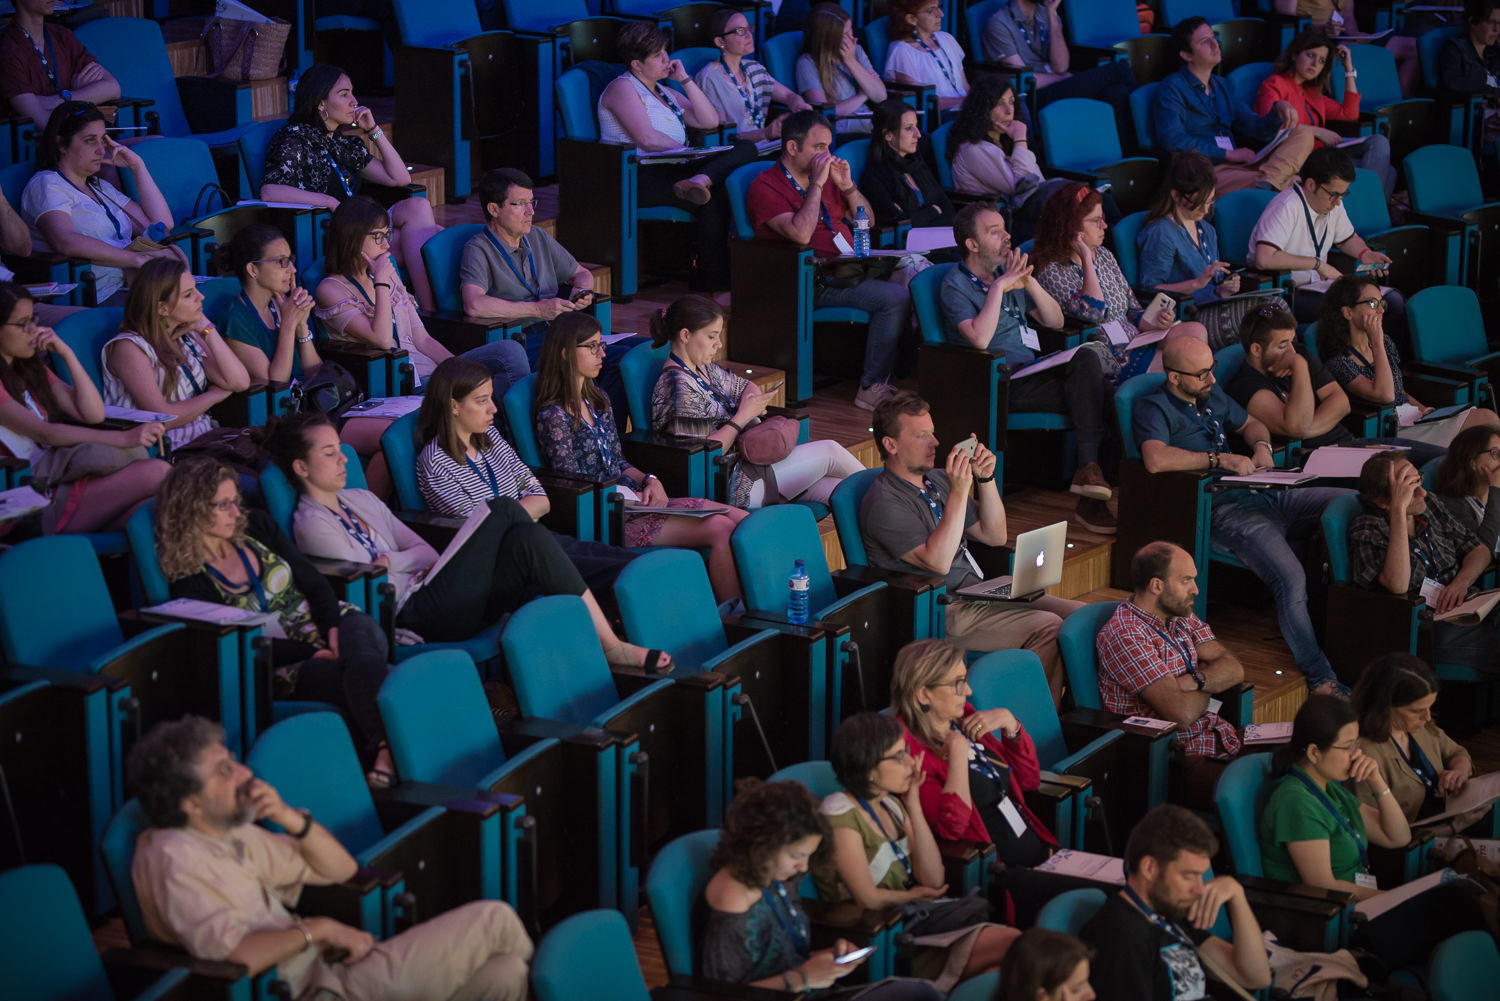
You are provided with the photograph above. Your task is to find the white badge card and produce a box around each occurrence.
[961,545,984,581]
[1102,319,1131,346]
[1020,325,1041,351]
[1419,577,1443,605]
[833,232,855,255]
[997,795,1028,838]
[1206,698,1223,716]
[1355,872,1379,890]
[1215,135,1235,151]
[1489,74,1499,88]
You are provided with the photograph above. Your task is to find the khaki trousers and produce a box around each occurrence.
[1212,125,1319,197]
[945,595,1084,706]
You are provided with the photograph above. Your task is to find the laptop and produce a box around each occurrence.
[955,521,1068,602]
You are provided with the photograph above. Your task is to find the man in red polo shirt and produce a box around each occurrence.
[0,0,118,125]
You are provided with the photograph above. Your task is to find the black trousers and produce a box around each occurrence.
[1009,343,1116,467]
[280,610,390,761]
[637,139,760,292]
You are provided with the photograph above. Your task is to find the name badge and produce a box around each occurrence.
[1020,325,1041,351]
[1419,577,1443,605]
[1488,73,1498,89]
[1355,872,1378,890]
[1215,136,1235,152]
[833,232,855,255]
[997,795,1028,838]
[1206,698,1223,716]
[962,545,985,581]
[1102,319,1130,346]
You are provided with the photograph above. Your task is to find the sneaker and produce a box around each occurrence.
[1075,497,1117,534]
[1310,678,1352,698]
[1069,462,1112,501]
[854,381,895,411]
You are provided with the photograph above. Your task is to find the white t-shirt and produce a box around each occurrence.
[883,32,967,98]
[1247,185,1355,287]
[20,169,134,302]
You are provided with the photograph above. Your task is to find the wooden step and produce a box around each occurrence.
[100,0,145,18]
[166,39,204,77]
[250,77,288,121]
[407,163,445,208]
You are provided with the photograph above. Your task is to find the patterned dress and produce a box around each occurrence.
[649,358,756,509]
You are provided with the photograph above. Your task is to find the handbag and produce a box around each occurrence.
[901,892,992,937]
[29,441,148,490]
[736,414,798,466]
[201,14,291,81]
[169,426,267,478]
[290,362,362,424]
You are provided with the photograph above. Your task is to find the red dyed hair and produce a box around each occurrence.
[1031,182,1103,272]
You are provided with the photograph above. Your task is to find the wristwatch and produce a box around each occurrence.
[60,89,71,102]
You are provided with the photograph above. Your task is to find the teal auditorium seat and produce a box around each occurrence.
[1406,285,1500,408]
[828,467,946,639]
[1341,167,1449,291]
[1404,144,1500,295]
[1035,886,1107,932]
[0,161,95,307]
[1037,98,1159,215]
[1431,930,1500,1001]
[532,910,671,1001]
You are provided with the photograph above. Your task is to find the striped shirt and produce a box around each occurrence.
[415,425,545,518]
[695,57,776,131]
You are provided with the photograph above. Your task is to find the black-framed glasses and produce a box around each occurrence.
[367,230,391,245]
[1317,182,1349,202]
[717,25,752,36]
[1486,448,1500,460]
[1167,361,1218,380]
[252,256,294,269]
[1357,297,1388,311]
[0,316,36,328]
[577,339,606,355]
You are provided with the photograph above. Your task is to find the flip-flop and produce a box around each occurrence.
[605,643,675,675]
[366,768,397,790]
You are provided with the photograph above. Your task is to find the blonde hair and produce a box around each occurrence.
[890,638,965,749]
[121,257,192,391]
[154,459,244,580]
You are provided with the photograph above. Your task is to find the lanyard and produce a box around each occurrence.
[779,163,832,233]
[345,274,401,351]
[1293,185,1328,260]
[335,499,381,561]
[19,389,45,421]
[765,880,810,953]
[856,797,914,882]
[1129,603,1204,686]
[61,173,123,241]
[915,35,959,92]
[901,169,926,208]
[1011,4,1048,57]
[179,335,205,395]
[240,292,280,334]
[1181,218,1215,271]
[465,451,501,499]
[324,150,354,199]
[204,545,270,613]
[1289,768,1369,870]
[669,354,740,415]
[640,74,687,133]
[581,398,616,475]
[19,25,60,92]
[1165,392,1226,452]
[485,229,539,301]
[1410,518,1442,578]
[917,477,946,520]
[720,57,765,128]
[1122,884,1198,949]
[953,723,1011,786]
[958,264,1027,324]
[1390,734,1438,792]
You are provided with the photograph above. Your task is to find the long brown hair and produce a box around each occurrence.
[533,311,610,429]
[1032,182,1103,272]
[154,458,245,580]
[998,929,1095,1001]
[1434,424,1500,500]
[1273,29,1337,95]
[0,286,53,420]
[802,3,854,96]
[1145,151,1216,225]
[418,356,497,462]
[121,257,193,388]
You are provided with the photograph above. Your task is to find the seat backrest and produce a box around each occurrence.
[644,828,720,978]
[534,909,653,1001]
[1131,81,1159,152]
[501,594,622,724]
[1321,492,1363,584]
[420,224,485,315]
[619,341,670,432]
[947,972,1001,1001]
[1056,600,1121,710]
[237,119,286,194]
[504,0,591,34]
[615,549,731,671]
[1212,187,1276,268]
[1404,144,1485,217]
[121,138,219,223]
[829,467,883,566]
[763,31,804,86]
[556,67,603,142]
[1331,43,1401,109]
[1034,886,1107,933]
[1213,752,1274,878]
[378,650,511,787]
[964,0,1004,57]
[1159,0,1237,25]
[502,373,546,468]
[929,120,955,189]
[727,161,776,240]
[1215,342,1245,384]
[1408,285,1489,367]
[1227,61,1273,111]
[1342,167,1393,234]
[396,0,482,48]
[200,276,244,328]
[730,505,840,616]
[674,46,720,78]
[1113,211,1146,287]
[1418,24,1464,93]
[0,535,123,672]
[260,444,366,538]
[246,712,386,850]
[968,649,1066,765]
[840,138,870,184]
[382,411,428,514]
[0,864,114,1000]
[125,500,170,606]
[76,19,188,137]
[768,759,840,797]
[0,160,32,209]
[53,307,126,390]
[1430,930,1500,1001]
[1113,373,1166,462]
[1063,0,1139,49]
[910,260,956,346]
[100,799,153,945]
[863,17,890,76]
[1039,98,1122,173]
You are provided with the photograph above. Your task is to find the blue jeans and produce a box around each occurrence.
[1210,485,1352,686]
[1348,132,1396,198]
[816,276,911,388]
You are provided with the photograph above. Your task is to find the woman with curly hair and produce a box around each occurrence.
[1432,424,1500,553]
[795,2,886,134]
[154,457,395,786]
[948,77,1069,244]
[702,778,942,999]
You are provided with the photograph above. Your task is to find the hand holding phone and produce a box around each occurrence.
[954,434,979,459]
[834,945,875,966]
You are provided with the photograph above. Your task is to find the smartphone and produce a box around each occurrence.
[1354,262,1383,274]
[762,379,785,392]
[572,290,613,303]
[955,434,979,459]
[1140,291,1176,329]
[834,945,876,966]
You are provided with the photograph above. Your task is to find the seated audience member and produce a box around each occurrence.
[268,411,658,668]
[315,196,527,399]
[1431,424,1500,554]
[1255,31,1395,195]
[1133,334,1350,696]
[126,716,532,1000]
[260,65,443,310]
[1271,0,1418,94]
[1352,653,1477,825]
[1348,452,1500,675]
[795,2,887,134]
[457,167,643,429]
[695,8,812,141]
[1097,542,1245,778]
[1224,302,1445,466]
[998,928,1096,1001]
[1260,694,1488,970]
[155,459,395,784]
[1080,804,1272,1001]
[891,639,1058,865]
[22,101,180,305]
[1150,18,1314,197]
[649,294,863,508]
[1437,0,1500,143]
[598,22,758,294]
[860,100,953,230]
[102,258,252,450]
[817,712,1018,991]
[702,778,942,1000]
[0,283,167,533]
[1316,276,1499,446]
[947,77,1067,244]
[939,199,1117,533]
[414,357,651,660]
[0,0,119,124]
[883,0,969,107]
[982,0,1135,128]
[861,393,1082,695]
[534,312,746,602]
[747,110,910,411]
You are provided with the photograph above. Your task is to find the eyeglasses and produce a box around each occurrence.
[0,316,35,328]
[577,339,606,355]
[880,748,912,763]
[212,497,242,513]
[1327,739,1360,753]
[1357,297,1388,311]
[367,230,391,245]
[1167,361,1217,380]
[252,256,294,269]
[717,25,753,36]
[1317,183,1350,203]
[1082,215,1107,228]
[505,199,539,210]
[1485,448,1500,460]
[933,674,969,690]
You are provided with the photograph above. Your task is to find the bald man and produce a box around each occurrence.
[1130,335,1352,697]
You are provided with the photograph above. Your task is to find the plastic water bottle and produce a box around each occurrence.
[787,559,810,624]
[853,206,871,258]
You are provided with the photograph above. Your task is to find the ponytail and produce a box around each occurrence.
[649,293,724,347]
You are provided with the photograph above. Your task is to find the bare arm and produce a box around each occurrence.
[258,183,341,210]
[35,210,152,269]
[1251,242,1322,272]
[104,339,230,428]
[1022,275,1064,330]
[600,78,688,152]
[196,326,252,393]
[519,494,550,520]
[1138,674,1211,728]
[1196,639,1245,692]
[1197,888,1273,991]
[1286,839,1374,898]
[0,190,29,257]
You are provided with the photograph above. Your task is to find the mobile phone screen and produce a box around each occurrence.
[835,946,875,966]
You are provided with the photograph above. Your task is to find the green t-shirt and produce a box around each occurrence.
[219,293,305,379]
[1259,766,1367,884]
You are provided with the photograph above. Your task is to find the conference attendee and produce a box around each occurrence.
[1150,17,1314,196]
[22,101,180,305]
[818,712,1018,991]
[1080,804,1272,1001]
[102,257,252,451]
[1260,694,1488,970]
[1254,31,1395,195]
[795,2,887,134]
[0,283,167,533]
[1352,653,1476,825]
[127,716,533,1000]
[1347,451,1500,676]
[695,8,812,142]
[861,393,1081,699]
[260,65,443,310]
[1133,334,1350,696]
[0,0,119,125]
[883,0,970,106]
[997,929,1095,1001]
[860,100,952,230]
[747,109,910,411]
[598,21,758,294]
[700,777,942,1000]
[947,77,1068,244]
[982,0,1135,131]
[1270,0,1418,94]
[1436,0,1500,144]
[1430,424,1500,554]
[648,294,863,508]
[938,199,1117,533]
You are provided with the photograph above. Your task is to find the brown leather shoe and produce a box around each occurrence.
[1075,497,1117,534]
[1070,462,1112,501]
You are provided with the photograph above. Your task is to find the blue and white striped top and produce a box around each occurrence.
[415,425,546,518]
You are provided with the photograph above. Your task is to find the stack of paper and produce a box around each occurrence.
[1037,850,1127,884]
[1242,722,1294,745]
[144,598,280,630]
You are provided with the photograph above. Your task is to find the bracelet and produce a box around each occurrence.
[1253,440,1271,453]
[1376,787,1392,798]
[293,918,314,951]
[296,333,314,344]
[782,972,797,991]
[373,282,392,290]
[724,420,743,434]
[291,809,314,839]
[1344,69,1357,78]
[796,969,810,991]
[974,473,995,484]
[367,127,385,142]
[1209,450,1219,469]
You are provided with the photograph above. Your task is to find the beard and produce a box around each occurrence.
[1145,879,1189,921]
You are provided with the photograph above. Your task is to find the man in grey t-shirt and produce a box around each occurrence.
[982,0,1134,130]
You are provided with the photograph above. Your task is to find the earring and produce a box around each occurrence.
[917,702,930,713]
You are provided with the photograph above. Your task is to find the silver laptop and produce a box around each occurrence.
[955,521,1068,602]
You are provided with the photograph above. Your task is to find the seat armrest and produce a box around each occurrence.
[1216,681,1255,729]
[663,974,800,1000]
[799,896,904,938]
[500,715,629,748]
[835,565,944,595]
[380,779,521,815]
[101,945,250,982]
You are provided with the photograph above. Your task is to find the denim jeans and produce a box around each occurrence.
[816,276,911,387]
[1348,132,1396,198]
[1209,485,1351,686]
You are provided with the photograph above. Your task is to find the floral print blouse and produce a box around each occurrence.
[262,123,372,201]
[1036,247,1154,384]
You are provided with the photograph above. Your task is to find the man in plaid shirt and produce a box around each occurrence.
[1097,542,1244,765]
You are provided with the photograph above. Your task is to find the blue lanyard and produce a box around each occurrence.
[324,150,354,199]
[958,264,1027,324]
[916,477,945,520]
[61,173,123,241]
[204,544,270,613]
[179,336,205,395]
[20,389,45,421]
[19,25,60,92]
[1165,392,1227,452]
[465,451,501,499]
[951,721,1011,785]
[1181,219,1215,272]
[1293,185,1328,260]
[643,75,687,133]
[1409,518,1443,578]
[779,163,832,233]
[335,499,381,561]
[581,399,617,475]
[485,229,539,301]
[1391,734,1438,792]
[1122,884,1197,949]
[1289,768,1369,870]
[1011,4,1049,58]
[720,57,765,128]
[915,35,959,92]
[240,292,280,334]
[669,354,740,415]
[900,168,926,208]
[345,274,400,351]
[856,797,914,882]
[765,880,810,953]
[1129,603,1204,686]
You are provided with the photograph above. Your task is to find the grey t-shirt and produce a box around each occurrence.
[983,1,1051,70]
[458,225,580,302]
[859,468,980,589]
[939,264,1037,363]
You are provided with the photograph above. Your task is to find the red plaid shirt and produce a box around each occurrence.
[1096,600,1242,758]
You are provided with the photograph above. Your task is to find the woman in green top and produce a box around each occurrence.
[818,713,1017,992]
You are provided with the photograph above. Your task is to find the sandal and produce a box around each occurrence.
[604,642,675,675]
[367,741,398,790]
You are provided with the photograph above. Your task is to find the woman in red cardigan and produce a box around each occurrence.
[891,639,1057,866]
[1254,30,1395,195]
